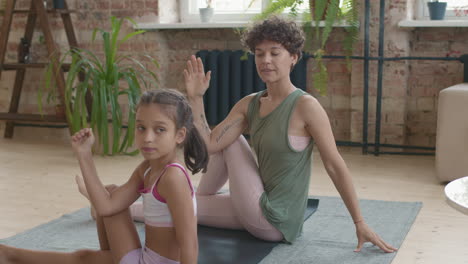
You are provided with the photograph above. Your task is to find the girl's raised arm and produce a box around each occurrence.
[72,128,143,217]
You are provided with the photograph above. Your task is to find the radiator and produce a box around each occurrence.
[196,50,308,125]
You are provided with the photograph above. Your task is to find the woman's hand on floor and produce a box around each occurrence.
[354,221,398,253]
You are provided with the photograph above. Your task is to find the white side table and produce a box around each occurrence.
[445,176,468,215]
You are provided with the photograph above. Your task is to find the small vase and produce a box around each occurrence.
[199,7,214,23]
[427,2,447,20]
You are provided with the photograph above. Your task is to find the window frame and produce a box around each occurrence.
[417,0,468,20]
[179,0,262,23]
[179,0,308,23]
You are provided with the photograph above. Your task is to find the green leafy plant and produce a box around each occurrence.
[250,0,359,95]
[40,16,158,155]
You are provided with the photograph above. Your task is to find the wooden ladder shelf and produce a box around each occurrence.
[0,0,78,138]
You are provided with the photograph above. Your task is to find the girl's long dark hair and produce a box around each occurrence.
[137,89,209,174]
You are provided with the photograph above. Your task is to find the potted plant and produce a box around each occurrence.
[199,0,214,22]
[427,0,447,20]
[251,0,359,95]
[40,16,158,155]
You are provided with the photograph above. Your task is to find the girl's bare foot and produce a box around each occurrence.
[75,175,97,220]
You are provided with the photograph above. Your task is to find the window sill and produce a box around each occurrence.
[135,21,353,30]
[136,21,249,30]
[399,19,468,27]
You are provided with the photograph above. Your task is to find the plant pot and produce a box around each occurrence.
[199,7,214,23]
[53,0,65,9]
[427,2,447,20]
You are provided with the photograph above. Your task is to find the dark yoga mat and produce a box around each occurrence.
[197,198,320,264]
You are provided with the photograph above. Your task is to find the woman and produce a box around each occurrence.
[183,16,396,252]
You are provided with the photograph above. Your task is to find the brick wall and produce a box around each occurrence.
[407,28,466,147]
[0,0,466,149]
[0,0,160,141]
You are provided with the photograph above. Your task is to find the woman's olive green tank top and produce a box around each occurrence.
[247,89,313,243]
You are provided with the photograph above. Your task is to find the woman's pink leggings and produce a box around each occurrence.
[195,136,283,241]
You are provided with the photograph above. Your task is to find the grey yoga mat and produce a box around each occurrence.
[1,197,422,264]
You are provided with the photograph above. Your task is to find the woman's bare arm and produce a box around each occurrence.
[184,55,252,153]
[300,95,397,253]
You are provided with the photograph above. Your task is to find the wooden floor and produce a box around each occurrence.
[0,135,467,264]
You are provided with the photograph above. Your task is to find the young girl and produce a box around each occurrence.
[0,89,208,264]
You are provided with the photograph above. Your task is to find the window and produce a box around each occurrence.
[180,0,260,23]
[179,0,310,23]
[418,0,468,20]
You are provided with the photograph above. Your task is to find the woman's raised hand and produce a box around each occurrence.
[183,55,211,98]
[71,128,95,155]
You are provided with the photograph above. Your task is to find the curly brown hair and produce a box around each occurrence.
[241,16,305,60]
